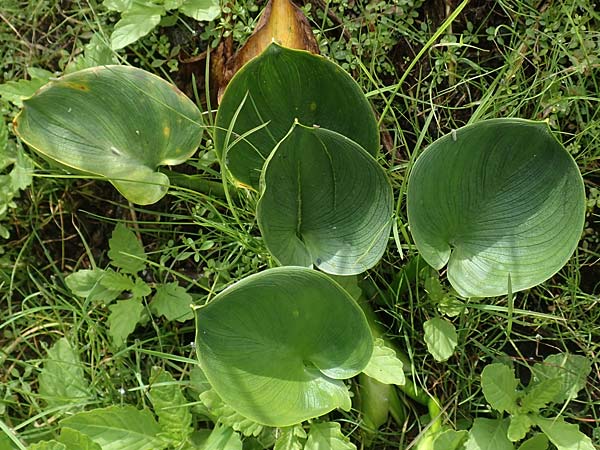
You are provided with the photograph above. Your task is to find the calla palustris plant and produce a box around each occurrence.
[215,42,379,189]
[194,266,373,427]
[407,118,585,298]
[13,65,203,205]
[257,123,393,275]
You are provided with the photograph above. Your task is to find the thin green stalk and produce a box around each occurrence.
[162,169,226,198]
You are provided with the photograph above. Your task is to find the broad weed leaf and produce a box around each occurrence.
[534,417,595,450]
[150,282,194,322]
[432,429,469,450]
[202,424,243,450]
[531,354,591,404]
[481,363,519,414]
[179,0,221,21]
[108,223,146,274]
[110,2,164,50]
[518,433,549,450]
[38,338,91,410]
[362,338,405,385]
[274,425,306,450]
[508,414,533,442]
[107,298,144,348]
[149,367,193,444]
[465,418,513,450]
[199,389,263,437]
[423,317,458,362]
[60,405,166,450]
[304,422,356,450]
[0,67,53,107]
[520,378,562,413]
[58,428,102,450]
[28,441,67,450]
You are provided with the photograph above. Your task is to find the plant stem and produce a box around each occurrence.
[162,169,226,198]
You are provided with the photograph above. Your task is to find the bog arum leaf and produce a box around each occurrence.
[195,267,373,427]
[423,317,457,362]
[60,405,166,450]
[407,119,585,297]
[257,125,392,275]
[215,43,379,189]
[38,338,91,409]
[481,363,519,414]
[13,65,203,204]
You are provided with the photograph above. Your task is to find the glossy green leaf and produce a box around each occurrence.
[407,119,585,297]
[257,125,392,275]
[38,338,91,409]
[423,317,458,362]
[481,363,519,414]
[215,43,379,189]
[195,266,373,427]
[60,405,166,450]
[534,417,595,450]
[14,65,203,204]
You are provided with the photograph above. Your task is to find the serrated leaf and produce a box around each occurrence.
[100,270,137,291]
[274,425,306,450]
[520,378,562,413]
[465,418,514,450]
[150,282,194,322]
[60,405,166,450]
[38,338,91,409]
[107,298,144,348]
[518,434,549,450]
[0,68,53,106]
[149,367,192,443]
[179,0,220,21]
[304,422,355,450]
[531,354,591,404]
[508,414,533,442]
[199,390,263,437]
[433,429,469,450]
[481,363,519,414]
[423,317,457,362]
[28,441,67,450]
[110,2,165,50]
[9,146,33,190]
[58,428,102,450]
[108,223,146,274]
[534,417,595,450]
[203,424,243,450]
[362,338,405,385]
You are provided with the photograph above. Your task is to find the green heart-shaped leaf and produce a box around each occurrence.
[215,43,379,189]
[14,65,203,204]
[257,124,392,275]
[407,118,585,297]
[195,266,373,427]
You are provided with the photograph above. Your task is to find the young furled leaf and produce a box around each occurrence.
[481,363,519,414]
[533,417,595,450]
[362,338,405,385]
[38,338,91,409]
[60,405,166,450]
[149,367,193,444]
[108,223,146,274]
[150,282,194,322]
[304,422,356,450]
[465,418,513,450]
[107,298,144,348]
[423,317,458,362]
